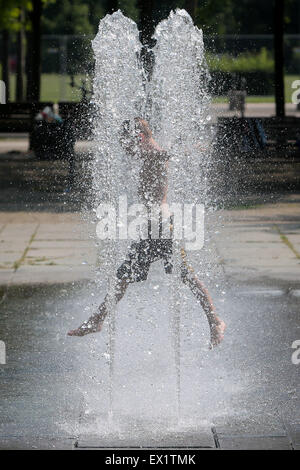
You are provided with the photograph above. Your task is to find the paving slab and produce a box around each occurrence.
[283,233,300,249]
[0,437,76,450]
[76,429,215,449]
[12,265,95,284]
[0,240,28,251]
[1,223,38,239]
[0,211,81,224]
[217,240,294,258]
[31,240,93,249]
[220,231,281,244]
[218,436,291,450]
[224,266,300,282]
[286,423,300,449]
[215,421,292,450]
[1,179,298,453]
[24,247,95,266]
[0,253,23,264]
[0,268,299,449]
[36,224,86,240]
[0,269,14,287]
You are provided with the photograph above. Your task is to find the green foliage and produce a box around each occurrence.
[84,0,105,32]
[196,0,236,35]
[196,0,299,35]
[0,0,32,31]
[119,0,138,22]
[42,0,93,35]
[207,48,274,73]
[2,0,299,36]
[42,0,139,35]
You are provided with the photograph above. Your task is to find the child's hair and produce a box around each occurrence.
[121,117,152,142]
[121,119,132,136]
[134,117,152,139]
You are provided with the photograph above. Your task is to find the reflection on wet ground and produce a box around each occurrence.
[0,264,299,448]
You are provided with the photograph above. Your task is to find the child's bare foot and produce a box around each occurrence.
[67,317,103,337]
[209,317,226,349]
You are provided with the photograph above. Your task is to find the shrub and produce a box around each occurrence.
[206,47,274,73]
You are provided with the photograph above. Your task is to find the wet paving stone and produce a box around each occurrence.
[0,274,299,449]
[76,429,215,449]
[0,437,76,450]
[286,422,300,450]
[217,435,291,450]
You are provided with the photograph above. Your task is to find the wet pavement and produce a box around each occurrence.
[0,264,299,449]
[0,150,299,448]
[1,195,300,287]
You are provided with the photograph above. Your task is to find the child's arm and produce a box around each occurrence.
[162,161,168,204]
[161,161,170,218]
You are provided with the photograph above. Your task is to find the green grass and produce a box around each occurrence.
[212,75,300,104]
[285,75,300,102]
[246,96,276,103]
[5,73,300,103]
[273,225,300,259]
[8,73,90,102]
[212,95,276,104]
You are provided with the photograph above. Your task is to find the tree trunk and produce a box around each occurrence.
[26,30,32,101]
[137,0,154,47]
[1,30,9,102]
[16,10,25,102]
[185,0,197,20]
[137,0,155,79]
[106,1,118,14]
[26,0,42,102]
[274,0,285,117]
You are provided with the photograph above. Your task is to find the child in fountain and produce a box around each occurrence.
[68,118,225,347]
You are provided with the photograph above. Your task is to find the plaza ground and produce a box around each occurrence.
[0,196,299,450]
[0,115,299,449]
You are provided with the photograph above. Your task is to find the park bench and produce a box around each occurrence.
[211,116,300,200]
[216,116,300,158]
[0,102,37,133]
[0,101,92,166]
[0,101,84,132]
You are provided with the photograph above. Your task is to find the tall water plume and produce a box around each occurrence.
[91,11,145,420]
[85,9,218,430]
[148,9,211,205]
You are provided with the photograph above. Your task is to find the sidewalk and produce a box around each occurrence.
[216,193,300,284]
[0,212,97,288]
[0,194,299,288]
[0,196,299,450]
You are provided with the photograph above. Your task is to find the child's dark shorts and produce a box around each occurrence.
[116,239,174,283]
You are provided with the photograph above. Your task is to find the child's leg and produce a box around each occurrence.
[67,278,129,337]
[68,239,152,337]
[179,250,225,347]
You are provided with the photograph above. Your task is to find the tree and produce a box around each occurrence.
[274,0,285,117]
[0,1,44,102]
[0,0,28,102]
[196,0,237,34]
[42,0,95,76]
[119,0,139,21]
[16,7,26,101]
[106,0,118,13]
[137,0,154,46]
[42,0,93,35]
[185,0,197,20]
[26,0,42,102]
[136,0,155,78]
[84,0,105,32]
